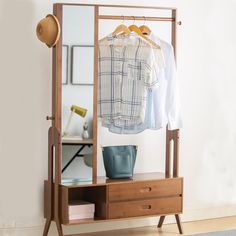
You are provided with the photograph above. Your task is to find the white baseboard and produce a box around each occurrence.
[1,205,236,236]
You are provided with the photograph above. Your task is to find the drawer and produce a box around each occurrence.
[108,196,182,219]
[108,178,182,202]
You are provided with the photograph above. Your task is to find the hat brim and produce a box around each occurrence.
[46,14,61,48]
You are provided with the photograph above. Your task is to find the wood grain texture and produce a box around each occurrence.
[157,216,165,228]
[57,3,176,10]
[46,5,63,236]
[57,176,183,224]
[44,181,50,219]
[60,186,69,224]
[99,15,174,22]
[62,138,93,144]
[53,4,62,132]
[108,178,183,202]
[108,197,182,219]
[92,6,98,183]
[44,127,54,220]
[173,130,180,177]
[43,219,51,236]
[52,6,63,230]
[171,9,177,57]
[165,127,171,178]
[175,214,183,234]
[61,172,179,188]
[171,10,180,179]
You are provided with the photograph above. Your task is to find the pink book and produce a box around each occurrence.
[69,200,95,215]
[69,212,94,220]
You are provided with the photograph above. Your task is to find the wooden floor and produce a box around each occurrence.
[71,216,236,236]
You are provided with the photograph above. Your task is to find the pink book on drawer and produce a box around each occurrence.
[69,212,94,220]
[69,200,95,219]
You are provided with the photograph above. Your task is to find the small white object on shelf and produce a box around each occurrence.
[82,122,90,139]
[69,200,95,220]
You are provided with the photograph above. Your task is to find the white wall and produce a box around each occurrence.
[0,0,236,235]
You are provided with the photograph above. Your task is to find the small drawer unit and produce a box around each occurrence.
[44,175,183,224]
[108,196,182,219]
[108,178,183,202]
[107,177,183,220]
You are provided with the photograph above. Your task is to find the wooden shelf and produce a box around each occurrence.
[65,212,181,225]
[62,137,93,145]
[66,217,106,225]
[61,172,178,188]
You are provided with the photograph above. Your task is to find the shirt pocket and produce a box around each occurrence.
[127,61,144,81]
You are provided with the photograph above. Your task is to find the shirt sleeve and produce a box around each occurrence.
[165,45,183,130]
[143,47,164,88]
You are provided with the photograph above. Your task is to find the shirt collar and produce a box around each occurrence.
[105,32,142,46]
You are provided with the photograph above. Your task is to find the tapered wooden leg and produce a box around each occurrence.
[56,219,63,236]
[157,216,165,228]
[43,128,54,236]
[43,219,51,236]
[175,214,183,234]
[51,127,63,236]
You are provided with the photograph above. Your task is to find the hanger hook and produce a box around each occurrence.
[132,16,135,25]
[143,16,146,25]
[122,15,125,24]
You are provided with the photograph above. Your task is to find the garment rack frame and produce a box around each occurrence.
[43,3,183,236]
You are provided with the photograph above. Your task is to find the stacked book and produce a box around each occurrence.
[69,200,95,220]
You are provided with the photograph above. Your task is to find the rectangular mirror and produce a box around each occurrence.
[61,5,95,182]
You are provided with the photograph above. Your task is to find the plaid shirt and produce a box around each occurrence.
[98,33,163,126]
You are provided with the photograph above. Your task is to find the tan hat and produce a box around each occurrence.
[36,14,60,48]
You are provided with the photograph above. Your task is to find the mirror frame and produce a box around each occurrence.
[52,4,99,182]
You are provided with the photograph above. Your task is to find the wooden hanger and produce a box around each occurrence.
[99,17,130,45]
[128,16,145,37]
[112,24,131,36]
[139,16,152,36]
[128,16,160,49]
[112,16,131,36]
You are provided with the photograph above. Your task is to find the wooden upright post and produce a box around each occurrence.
[158,8,183,234]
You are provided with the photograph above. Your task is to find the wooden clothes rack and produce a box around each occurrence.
[99,9,181,178]
[43,4,183,236]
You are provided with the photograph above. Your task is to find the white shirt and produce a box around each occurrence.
[151,34,182,130]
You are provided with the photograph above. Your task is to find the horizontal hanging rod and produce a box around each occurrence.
[99,15,175,22]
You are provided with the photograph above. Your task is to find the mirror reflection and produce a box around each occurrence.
[61,6,95,182]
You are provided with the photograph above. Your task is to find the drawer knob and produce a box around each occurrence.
[142,205,152,210]
[140,187,152,193]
